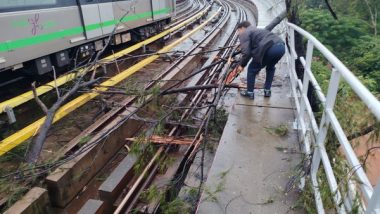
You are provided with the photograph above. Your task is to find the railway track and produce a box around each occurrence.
[0,1,195,90]
[0,0,257,213]
[173,0,203,24]
[0,1,211,155]
[0,0,204,111]
[113,1,244,212]
[112,2,250,212]
[175,0,195,16]
[115,2,248,213]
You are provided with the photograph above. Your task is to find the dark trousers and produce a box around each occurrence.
[247,42,285,92]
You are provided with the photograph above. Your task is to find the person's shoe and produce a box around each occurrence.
[264,89,271,97]
[240,90,254,99]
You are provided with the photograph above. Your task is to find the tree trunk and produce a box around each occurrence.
[265,11,287,31]
[25,109,56,163]
[363,0,378,36]
[286,0,320,112]
[25,78,99,163]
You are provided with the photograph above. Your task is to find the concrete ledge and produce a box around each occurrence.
[98,155,137,204]
[45,117,143,208]
[4,187,51,214]
[78,199,105,214]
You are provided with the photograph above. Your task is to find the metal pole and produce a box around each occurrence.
[366,182,380,214]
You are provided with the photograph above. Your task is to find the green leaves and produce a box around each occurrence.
[348,36,380,91]
[301,9,380,93]
[301,9,370,54]
[265,124,289,137]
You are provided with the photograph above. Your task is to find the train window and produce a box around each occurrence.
[0,0,57,9]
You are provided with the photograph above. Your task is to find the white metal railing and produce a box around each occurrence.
[286,22,380,213]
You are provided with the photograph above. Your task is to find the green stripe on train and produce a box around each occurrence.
[0,7,171,52]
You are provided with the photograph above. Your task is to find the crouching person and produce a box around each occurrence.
[236,21,285,99]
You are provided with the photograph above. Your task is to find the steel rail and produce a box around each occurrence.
[114,2,231,213]
[127,1,247,212]
[169,0,206,28]
[179,0,206,19]
[175,0,198,18]
[0,8,221,156]
[182,5,241,165]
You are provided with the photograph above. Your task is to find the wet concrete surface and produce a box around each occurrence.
[197,62,305,214]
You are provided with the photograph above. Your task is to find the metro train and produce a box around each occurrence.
[0,0,176,75]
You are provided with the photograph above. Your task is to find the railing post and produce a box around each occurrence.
[311,69,345,213]
[311,69,341,174]
[366,182,380,214]
[298,40,314,152]
[288,27,297,89]
[288,26,302,121]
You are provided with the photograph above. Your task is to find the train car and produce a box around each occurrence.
[0,0,176,75]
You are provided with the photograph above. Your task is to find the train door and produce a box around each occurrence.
[98,0,116,35]
[151,0,168,20]
[78,0,116,39]
[78,0,102,39]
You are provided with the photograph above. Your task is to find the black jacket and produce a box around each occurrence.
[239,26,283,67]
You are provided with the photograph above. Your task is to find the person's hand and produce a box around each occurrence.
[237,66,244,72]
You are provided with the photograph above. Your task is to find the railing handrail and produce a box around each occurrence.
[286,22,380,120]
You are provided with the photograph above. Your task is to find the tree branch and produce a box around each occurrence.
[32,82,48,114]
[363,0,378,36]
[324,0,338,20]
[25,77,100,163]
[161,84,240,95]
[265,10,287,31]
[52,66,60,99]
[363,146,380,166]
[347,124,376,141]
